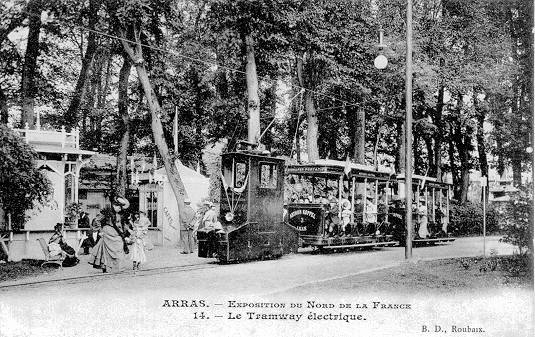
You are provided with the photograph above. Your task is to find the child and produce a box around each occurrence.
[130,212,149,272]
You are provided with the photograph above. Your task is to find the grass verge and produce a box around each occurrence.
[0,260,58,283]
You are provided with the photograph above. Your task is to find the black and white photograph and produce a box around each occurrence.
[0,0,533,336]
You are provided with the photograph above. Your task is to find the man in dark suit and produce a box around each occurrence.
[80,213,100,254]
[78,212,90,228]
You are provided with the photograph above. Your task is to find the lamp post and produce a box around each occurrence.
[405,0,413,259]
[374,29,388,70]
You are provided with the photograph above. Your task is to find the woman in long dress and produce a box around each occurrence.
[48,223,79,267]
[89,196,130,273]
[130,211,149,271]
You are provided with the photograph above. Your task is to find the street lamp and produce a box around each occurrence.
[374,29,388,70]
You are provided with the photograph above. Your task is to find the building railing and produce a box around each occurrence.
[12,124,80,149]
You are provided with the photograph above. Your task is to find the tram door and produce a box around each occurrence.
[251,158,285,226]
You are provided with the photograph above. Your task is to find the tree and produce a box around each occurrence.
[116,52,132,196]
[0,125,51,229]
[0,0,27,124]
[110,0,189,215]
[63,0,102,129]
[206,0,294,148]
[19,0,43,128]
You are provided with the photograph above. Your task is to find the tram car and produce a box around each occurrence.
[285,159,399,251]
[197,148,299,263]
[390,174,455,246]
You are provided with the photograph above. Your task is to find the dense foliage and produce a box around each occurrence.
[0,125,51,230]
[499,185,533,255]
[0,0,532,210]
[449,201,500,236]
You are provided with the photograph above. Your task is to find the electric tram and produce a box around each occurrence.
[197,144,454,262]
[390,174,455,246]
[285,159,399,250]
[197,146,299,262]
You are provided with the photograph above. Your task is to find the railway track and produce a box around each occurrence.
[0,262,219,291]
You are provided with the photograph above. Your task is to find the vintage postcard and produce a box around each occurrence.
[0,0,533,336]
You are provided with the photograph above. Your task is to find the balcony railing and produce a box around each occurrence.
[12,124,80,150]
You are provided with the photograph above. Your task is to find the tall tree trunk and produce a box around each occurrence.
[304,90,319,162]
[296,55,319,162]
[82,48,107,148]
[116,55,132,196]
[19,0,42,128]
[192,67,205,164]
[425,136,434,175]
[261,80,278,150]
[0,2,26,125]
[512,158,522,186]
[413,134,420,173]
[434,85,444,180]
[510,83,522,186]
[448,123,458,197]
[508,7,525,186]
[64,0,100,129]
[354,107,366,164]
[295,117,302,162]
[245,34,260,144]
[120,28,188,216]
[0,88,8,124]
[474,94,488,180]
[295,58,305,162]
[454,125,471,203]
[459,158,470,203]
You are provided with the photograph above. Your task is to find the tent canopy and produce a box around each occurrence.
[155,160,210,209]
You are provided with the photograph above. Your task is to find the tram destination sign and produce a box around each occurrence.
[286,165,390,180]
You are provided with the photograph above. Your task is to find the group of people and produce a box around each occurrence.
[287,192,380,237]
[47,194,222,270]
[179,199,221,254]
[87,196,152,272]
[47,195,152,272]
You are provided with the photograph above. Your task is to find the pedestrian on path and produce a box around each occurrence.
[180,199,196,254]
[89,195,130,273]
[130,211,149,271]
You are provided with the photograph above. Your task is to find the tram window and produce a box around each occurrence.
[234,161,247,188]
[259,163,278,189]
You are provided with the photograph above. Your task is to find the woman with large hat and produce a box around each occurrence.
[89,195,130,273]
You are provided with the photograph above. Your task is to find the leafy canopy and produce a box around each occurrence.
[0,125,51,229]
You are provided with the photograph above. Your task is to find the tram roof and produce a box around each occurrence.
[222,151,286,162]
[286,159,393,179]
[396,174,452,188]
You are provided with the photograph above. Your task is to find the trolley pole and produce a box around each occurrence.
[404,0,413,259]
